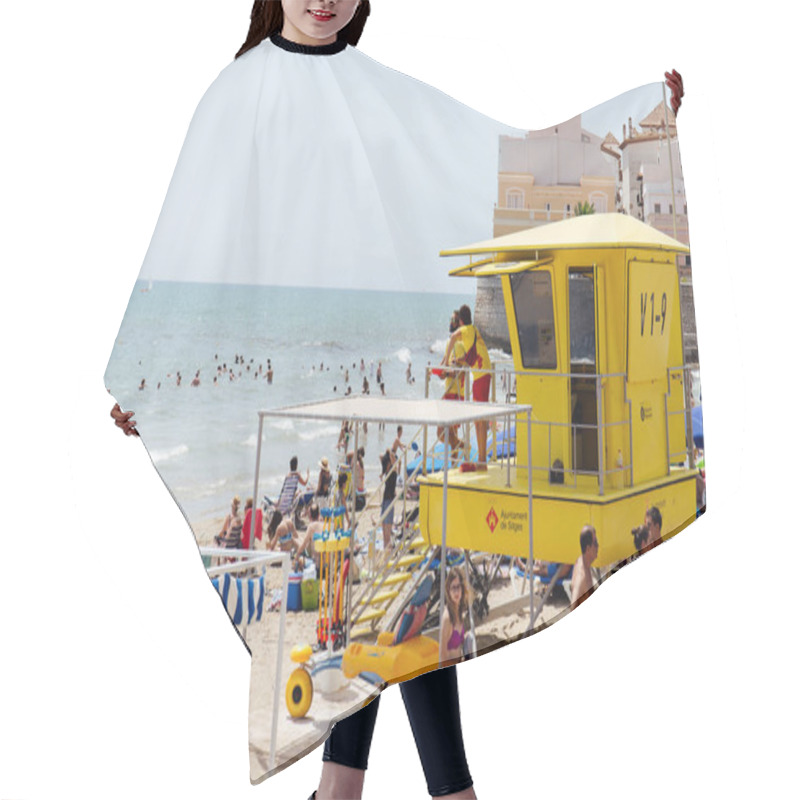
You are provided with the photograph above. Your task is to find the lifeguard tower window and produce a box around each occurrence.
[509,271,557,369]
[568,270,596,367]
[568,269,598,474]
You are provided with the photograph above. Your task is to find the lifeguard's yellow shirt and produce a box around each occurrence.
[444,340,467,399]
[454,324,492,380]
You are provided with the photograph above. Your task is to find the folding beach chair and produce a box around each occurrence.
[464,551,504,622]
[263,472,306,531]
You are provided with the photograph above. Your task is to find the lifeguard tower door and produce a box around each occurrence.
[568,267,599,480]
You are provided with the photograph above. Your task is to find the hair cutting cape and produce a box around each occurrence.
[106,34,703,783]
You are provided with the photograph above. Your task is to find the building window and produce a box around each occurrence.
[669,204,673,214]
[654,203,661,214]
[506,189,524,209]
[545,202,551,221]
[565,203,572,217]
[589,192,607,213]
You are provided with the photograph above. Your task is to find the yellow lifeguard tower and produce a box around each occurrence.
[418,213,698,567]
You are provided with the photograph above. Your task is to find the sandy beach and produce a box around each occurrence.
[194,498,584,784]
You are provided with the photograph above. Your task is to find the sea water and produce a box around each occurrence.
[105,281,475,528]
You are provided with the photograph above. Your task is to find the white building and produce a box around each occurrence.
[619,104,689,245]
[494,115,618,235]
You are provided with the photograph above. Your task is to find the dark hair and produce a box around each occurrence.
[380,450,391,474]
[309,503,320,521]
[267,509,283,537]
[632,525,648,552]
[445,566,470,627]
[338,471,348,489]
[236,0,372,59]
[289,455,298,471]
[449,311,460,334]
[458,304,472,326]
[645,506,662,530]
[579,525,596,554]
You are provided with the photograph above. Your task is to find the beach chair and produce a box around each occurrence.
[263,472,306,531]
[513,560,572,604]
[464,551,504,622]
[342,573,438,684]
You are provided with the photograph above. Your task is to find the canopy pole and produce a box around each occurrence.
[402,444,407,540]
[270,551,289,771]
[506,413,512,488]
[464,372,471,465]
[345,422,359,647]
[251,414,264,550]
[423,371,429,476]
[439,436,450,665]
[253,411,280,769]
[687,369,696,469]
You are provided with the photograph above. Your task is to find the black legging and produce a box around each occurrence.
[323,666,472,797]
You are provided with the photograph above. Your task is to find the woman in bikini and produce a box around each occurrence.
[440,566,471,664]
[214,496,243,549]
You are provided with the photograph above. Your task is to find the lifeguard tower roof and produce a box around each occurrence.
[440,213,689,261]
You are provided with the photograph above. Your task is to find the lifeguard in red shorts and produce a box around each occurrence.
[437,312,467,451]
[443,304,492,468]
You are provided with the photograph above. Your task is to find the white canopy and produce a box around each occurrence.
[258,396,529,426]
[252,394,537,672]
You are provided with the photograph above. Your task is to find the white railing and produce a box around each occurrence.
[200,547,289,773]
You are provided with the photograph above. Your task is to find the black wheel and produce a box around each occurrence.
[286,668,313,718]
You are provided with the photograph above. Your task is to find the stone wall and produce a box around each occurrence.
[474,276,511,353]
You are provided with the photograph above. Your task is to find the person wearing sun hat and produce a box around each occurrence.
[316,456,332,498]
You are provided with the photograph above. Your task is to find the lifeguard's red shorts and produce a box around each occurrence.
[472,374,491,402]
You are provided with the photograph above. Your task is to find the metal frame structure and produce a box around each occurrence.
[251,396,535,657]
[425,362,696,493]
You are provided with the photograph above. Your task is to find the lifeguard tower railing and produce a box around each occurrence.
[424,361,695,495]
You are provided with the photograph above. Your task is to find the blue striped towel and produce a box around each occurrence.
[211,573,265,625]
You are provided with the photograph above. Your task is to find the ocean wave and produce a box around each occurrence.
[198,478,229,497]
[298,424,341,442]
[150,444,189,464]
[242,419,300,446]
[488,347,512,361]
[270,419,295,432]
[394,347,412,364]
[261,471,289,496]
[429,339,448,354]
[300,340,346,350]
